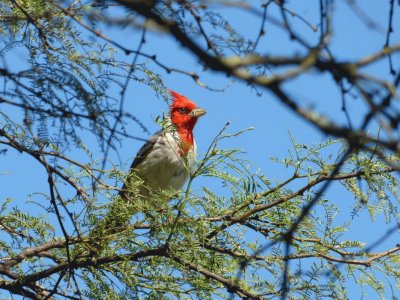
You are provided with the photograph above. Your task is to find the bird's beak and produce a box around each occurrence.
[190,108,207,118]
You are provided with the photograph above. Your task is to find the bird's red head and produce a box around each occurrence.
[170,90,206,131]
[169,90,206,152]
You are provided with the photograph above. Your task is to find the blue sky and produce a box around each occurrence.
[1,1,400,298]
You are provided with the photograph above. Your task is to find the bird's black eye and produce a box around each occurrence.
[178,107,188,114]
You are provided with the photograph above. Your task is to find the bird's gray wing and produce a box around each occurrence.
[130,130,163,169]
[119,131,164,199]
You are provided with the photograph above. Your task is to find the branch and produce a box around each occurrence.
[284,245,400,267]
[0,128,89,200]
[7,247,166,289]
[2,238,78,269]
[115,1,400,156]
[206,162,400,240]
[168,252,262,300]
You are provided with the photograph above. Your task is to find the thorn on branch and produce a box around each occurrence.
[192,73,199,81]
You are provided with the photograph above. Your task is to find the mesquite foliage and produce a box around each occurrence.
[1,1,400,299]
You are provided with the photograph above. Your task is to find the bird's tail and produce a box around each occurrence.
[84,174,172,253]
[85,174,147,252]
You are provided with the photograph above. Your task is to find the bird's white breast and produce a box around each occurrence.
[135,131,196,191]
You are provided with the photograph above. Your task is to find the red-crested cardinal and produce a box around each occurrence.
[88,90,205,248]
[121,90,206,202]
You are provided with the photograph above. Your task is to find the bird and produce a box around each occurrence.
[120,90,207,205]
[88,90,206,249]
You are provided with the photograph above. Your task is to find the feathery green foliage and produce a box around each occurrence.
[1,1,400,299]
